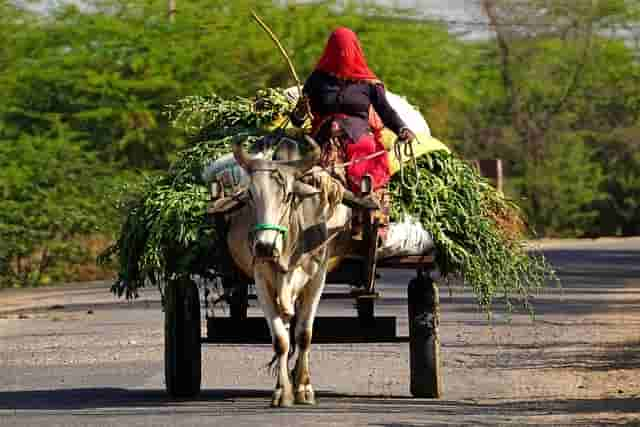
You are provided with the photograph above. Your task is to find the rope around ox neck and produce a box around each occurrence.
[253,223,288,240]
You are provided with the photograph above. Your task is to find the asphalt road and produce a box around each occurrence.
[1,239,639,426]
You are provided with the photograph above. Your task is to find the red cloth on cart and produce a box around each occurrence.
[345,132,390,193]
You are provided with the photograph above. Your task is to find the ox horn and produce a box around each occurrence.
[232,135,253,171]
[291,135,321,174]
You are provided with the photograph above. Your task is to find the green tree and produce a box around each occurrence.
[591,127,640,236]
[0,130,126,287]
[2,0,640,291]
[455,0,640,236]
[1,0,473,168]
[517,132,606,236]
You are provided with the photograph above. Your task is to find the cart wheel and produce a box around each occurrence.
[165,277,201,398]
[229,284,248,321]
[356,296,375,326]
[407,272,442,398]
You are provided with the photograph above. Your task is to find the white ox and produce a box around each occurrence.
[226,136,351,407]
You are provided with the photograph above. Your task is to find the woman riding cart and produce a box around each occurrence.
[290,27,416,237]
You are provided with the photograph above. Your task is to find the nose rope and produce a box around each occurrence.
[251,178,296,257]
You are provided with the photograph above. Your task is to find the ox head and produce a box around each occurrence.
[233,136,321,261]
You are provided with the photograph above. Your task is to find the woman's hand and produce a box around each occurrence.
[399,127,416,142]
[290,97,310,127]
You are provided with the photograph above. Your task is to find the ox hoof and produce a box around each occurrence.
[271,387,294,408]
[295,385,316,405]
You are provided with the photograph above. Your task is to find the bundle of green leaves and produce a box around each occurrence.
[389,152,552,311]
[103,88,553,311]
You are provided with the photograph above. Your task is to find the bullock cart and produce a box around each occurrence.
[164,177,442,400]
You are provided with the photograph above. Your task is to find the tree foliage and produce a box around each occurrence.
[1,0,639,287]
[0,130,126,287]
[460,0,640,235]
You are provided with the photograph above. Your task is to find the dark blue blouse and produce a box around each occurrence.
[299,70,407,142]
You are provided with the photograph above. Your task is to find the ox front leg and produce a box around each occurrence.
[293,267,327,405]
[254,272,294,408]
[270,316,294,407]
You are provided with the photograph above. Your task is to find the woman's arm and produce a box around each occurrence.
[370,84,413,139]
[290,95,309,127]
[290,72,317,127]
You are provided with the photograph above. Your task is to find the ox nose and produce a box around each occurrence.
[254,239,279,259]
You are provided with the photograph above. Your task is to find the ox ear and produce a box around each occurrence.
[293,181,320,199]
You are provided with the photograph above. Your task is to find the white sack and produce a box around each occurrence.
[385,92,430,136]
[202,150,271,190]
[378,216,434,259]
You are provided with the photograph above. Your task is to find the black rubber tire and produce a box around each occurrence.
[165,277,201,398]
[229,284,249,321]
[356,297,375,326]
[407,274,443,398]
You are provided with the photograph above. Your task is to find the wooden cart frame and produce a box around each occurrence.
[163,186,443,400]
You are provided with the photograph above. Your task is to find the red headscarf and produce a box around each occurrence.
[315,27,378,81]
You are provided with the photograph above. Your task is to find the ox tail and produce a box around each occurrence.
[289,314,297,359]
[267,354,278,376]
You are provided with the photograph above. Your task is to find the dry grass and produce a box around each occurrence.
[67,235,116,282]
[4,235,116,288]
[489,208,528,242]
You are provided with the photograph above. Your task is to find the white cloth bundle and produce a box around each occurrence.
[378,216,435,258]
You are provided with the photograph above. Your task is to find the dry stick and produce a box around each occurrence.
[250,10,302,98]
[168,0,176,23]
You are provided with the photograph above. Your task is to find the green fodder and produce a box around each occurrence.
[166,88,293,141]
[389,151,554,313]
[100,133,266,299]
[101,177,211,298]
[103,88,555,313]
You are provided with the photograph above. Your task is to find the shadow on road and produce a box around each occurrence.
[541,249,640,287]
[446,339,640,371]
[376,248,640,318]
[1,388,638,419]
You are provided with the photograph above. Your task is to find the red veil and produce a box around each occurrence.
[315,27,378,82]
